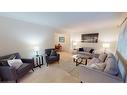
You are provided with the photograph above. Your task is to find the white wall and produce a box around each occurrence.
[55,27,120,53]
[70,27,120,53]
[54,32,70,52]
[0,16,55,58]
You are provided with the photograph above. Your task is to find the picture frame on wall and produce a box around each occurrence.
[81,33,99,43]
[59,37,65,43]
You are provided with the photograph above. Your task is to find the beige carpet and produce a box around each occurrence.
[19,52,80,83]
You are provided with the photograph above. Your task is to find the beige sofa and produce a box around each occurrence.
[80,53,126,83]
[77,47,95,58]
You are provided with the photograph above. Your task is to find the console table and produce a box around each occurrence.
[34,55,43,68]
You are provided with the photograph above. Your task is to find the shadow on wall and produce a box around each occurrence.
[0,16,55,58]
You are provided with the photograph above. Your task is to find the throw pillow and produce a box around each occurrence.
[98,53,107,62]
[79,48,84,52]
[89,62,106,71]
[50,50,57,56]
[104,57,118,76]
[89,49,94,53]
[7,59,23,69]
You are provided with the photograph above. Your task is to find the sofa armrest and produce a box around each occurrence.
[80,65,123,83]
[0,66,17,81]
[21,58,34,64]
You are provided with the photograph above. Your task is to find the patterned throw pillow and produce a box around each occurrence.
[8,59,23,69]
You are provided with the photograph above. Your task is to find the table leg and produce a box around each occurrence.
[86,59,87,65]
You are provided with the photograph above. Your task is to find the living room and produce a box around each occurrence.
[0,12,127,83]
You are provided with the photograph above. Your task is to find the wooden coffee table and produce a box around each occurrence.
[73,54,91,66]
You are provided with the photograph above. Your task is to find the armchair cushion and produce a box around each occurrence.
[88,58,101,66]
[16,63,30,74]
[48,56,58,60]
[50,50,57,56]
[21,58,34,64]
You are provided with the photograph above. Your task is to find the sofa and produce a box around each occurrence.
[45,48,60,66]
[77,47,95,58]
[0,53,34,82]
[80,53,126,83]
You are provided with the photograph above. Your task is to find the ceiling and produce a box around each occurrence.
[0,12,125,32]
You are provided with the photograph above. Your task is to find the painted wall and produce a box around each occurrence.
[55,27,120,53]
[117,20,127,60]
[69,27,120,53]
[0,16,55,58]
[54,32,70,52]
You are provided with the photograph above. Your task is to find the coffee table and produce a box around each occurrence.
[73,54,91,66]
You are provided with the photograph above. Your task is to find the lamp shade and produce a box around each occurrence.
[103,43,110,48]
[33,46,39,51]
[73,42,77,46]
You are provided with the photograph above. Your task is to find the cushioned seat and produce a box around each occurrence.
[77,47,94,58]
[80,53,126,83]
[45,48,60,66]
[0,53,34,82]
[17,63,30,74]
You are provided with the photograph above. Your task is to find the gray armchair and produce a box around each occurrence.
[45,48,60,66]
[0,53,34,83]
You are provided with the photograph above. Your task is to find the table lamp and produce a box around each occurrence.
[102,43,110,53]
[73,41,77,50]
[33,46,40,56]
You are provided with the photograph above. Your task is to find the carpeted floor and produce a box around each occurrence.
[19,52,81,83]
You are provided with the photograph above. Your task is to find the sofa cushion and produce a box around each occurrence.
[7,59,23,69]
[89,62,106,71]
[83,47,89,52]
[104,57,118,76]
[98,53,107,62]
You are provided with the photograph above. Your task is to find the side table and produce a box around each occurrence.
[34,55,43,68]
